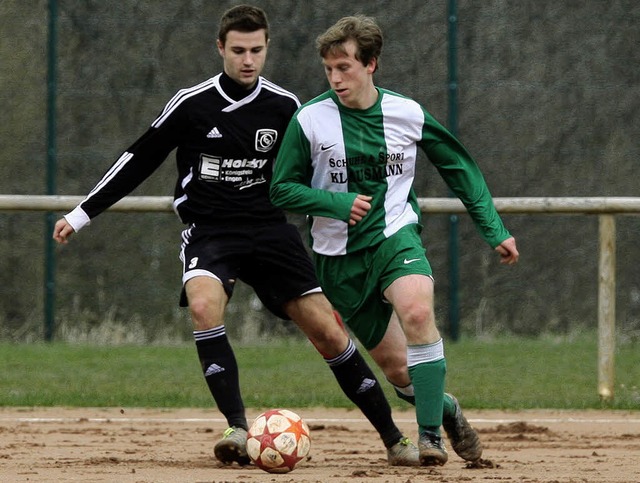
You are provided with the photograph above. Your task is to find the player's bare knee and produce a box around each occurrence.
[399,302,434,328]
[307,322,347,348]
[323,326,349,350]
[385,365,410,387]
[187,296,207,318]
[370,349,409,385]
[187,298,220,331]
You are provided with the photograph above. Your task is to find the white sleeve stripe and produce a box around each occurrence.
[164,76,216,112]
[261,78,301,107]
[161,77,214,115]
[84,151,134,201]
[152,77,217,128]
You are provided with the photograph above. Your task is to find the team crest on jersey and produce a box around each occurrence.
[255,129,277,152]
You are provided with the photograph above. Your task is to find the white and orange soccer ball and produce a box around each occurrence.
[246,409,311,473]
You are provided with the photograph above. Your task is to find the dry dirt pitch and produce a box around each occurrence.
[2,407,639,482]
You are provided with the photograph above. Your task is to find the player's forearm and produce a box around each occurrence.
[467,203,512,248]
[444,178,511,248]
[270,181,353,221]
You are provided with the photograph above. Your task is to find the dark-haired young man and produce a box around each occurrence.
[54,5,419,468]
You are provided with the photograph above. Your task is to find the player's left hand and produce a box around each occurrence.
[349,194,372,226]
[495,236,519,265]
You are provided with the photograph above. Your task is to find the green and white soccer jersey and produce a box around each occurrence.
[271,88,510,256]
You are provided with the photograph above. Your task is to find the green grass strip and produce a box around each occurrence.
[1,335,638,409]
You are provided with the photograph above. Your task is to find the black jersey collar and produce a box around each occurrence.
[219,72,258,101]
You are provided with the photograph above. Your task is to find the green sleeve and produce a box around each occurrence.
[420,110,511,248]
[271,117,356,221]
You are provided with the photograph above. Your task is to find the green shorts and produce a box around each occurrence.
[313,224,432,350]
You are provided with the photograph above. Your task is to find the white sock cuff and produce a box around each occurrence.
[407,338,444,367]
[392,382,415,397]
[193,326,225,342]
[325,339,356,367]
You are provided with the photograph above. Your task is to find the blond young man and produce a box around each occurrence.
[271,15,519,466]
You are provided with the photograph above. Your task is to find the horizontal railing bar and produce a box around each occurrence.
[1,195,640,214]
[419,197,640,214]
[0,195,173,212]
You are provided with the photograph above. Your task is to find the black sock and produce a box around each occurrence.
[326,340,403,448]
[194,326,247,430]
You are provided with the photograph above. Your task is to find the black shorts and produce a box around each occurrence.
[179,222,321,319]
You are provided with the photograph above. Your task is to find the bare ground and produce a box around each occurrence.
[1,407,639,482]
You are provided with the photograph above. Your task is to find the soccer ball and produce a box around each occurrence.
[246,409,311,473]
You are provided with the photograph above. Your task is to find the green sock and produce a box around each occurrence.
[408,358,447,434]
[443,392,456,418]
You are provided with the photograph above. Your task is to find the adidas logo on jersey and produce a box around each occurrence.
[207,127,222,138]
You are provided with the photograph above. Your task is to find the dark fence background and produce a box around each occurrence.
[1,0,639,342]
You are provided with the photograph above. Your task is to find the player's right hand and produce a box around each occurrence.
[495,236,519,265]
[53,218,75,244]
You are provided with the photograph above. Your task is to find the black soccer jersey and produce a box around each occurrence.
[65,73,300,231]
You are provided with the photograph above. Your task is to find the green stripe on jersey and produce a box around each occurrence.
[338,90,422,253]
[295,89,423,255]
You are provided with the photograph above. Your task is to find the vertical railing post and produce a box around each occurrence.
[447,0,460,341]
[44,0,59,342]
[597,214,616,401]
